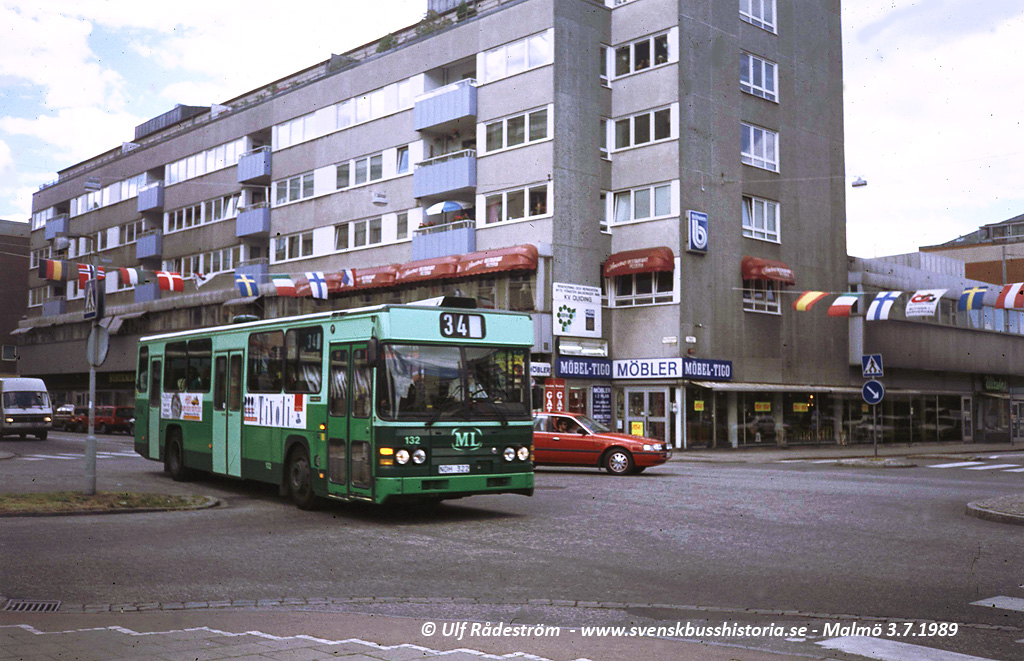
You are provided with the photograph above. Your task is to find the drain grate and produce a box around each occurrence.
[3,599,61,613]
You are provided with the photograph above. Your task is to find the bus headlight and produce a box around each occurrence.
[517,446,530,461]
[395,449,410,465]
[412,449,427,464]
[503,447,515,462]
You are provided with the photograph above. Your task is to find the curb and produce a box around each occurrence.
[0,495,220,518]
[965,496,1024,527]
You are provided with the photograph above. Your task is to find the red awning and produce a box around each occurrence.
[602,247,675,278]
[741,255,796,285]
[395,255,461,284]
[351,265,398,290]
[457,244,539,277]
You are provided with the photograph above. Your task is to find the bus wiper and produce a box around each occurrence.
[473,396,508,426]
[425,390,470,427]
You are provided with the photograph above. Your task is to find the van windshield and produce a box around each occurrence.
[2,391,50,410]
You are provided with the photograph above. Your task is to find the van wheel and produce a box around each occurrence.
[286,446,319,510]
[35,432,47,440]
[166,431,189,482]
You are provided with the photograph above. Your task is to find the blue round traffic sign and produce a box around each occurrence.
[862,379,885,405]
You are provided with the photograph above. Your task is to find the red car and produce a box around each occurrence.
[532,412,671,475]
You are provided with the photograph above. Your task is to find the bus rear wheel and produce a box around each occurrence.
[286,446,319,510]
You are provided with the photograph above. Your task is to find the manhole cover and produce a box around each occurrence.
[3,599,61,613]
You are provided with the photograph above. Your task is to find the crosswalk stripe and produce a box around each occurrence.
[971,596,1024,612]
[816,636,998,660]
[24,454,77,460]
[964,464,1020,471]
[928,461,985,469]
[1004,468,1024,473]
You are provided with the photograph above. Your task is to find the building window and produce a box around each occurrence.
[484,184,550,224]
[397,146,410,174]
[396,212,409,240]
[274,231,313,262]
[167,194,240,233]
[740,0,777,33]
[119,220,144,245]
[484,107,549,153]
[348,217,383,249]
[29,247,51,269]
[741,52,778,101]
[613,107,673,150]
[611,272,674,307]
[273,172,314,206]
[31,207,54,231]
[509,274,536,311]
[742,195,780,242]
[165,138,244,187]
[741,122,779,172]
[743,279,781,314]
[482,30,554,83]
[339,152,384,189]
[335,223,349,251]
[613,32,670,77]
[611,182,674,225]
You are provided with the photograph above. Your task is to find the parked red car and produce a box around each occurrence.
[69,406,134,434]
[532,412,671,475]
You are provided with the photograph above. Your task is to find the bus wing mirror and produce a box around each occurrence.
[367,337,380,367]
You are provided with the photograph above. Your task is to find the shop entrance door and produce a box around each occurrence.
[1012,400,1024,443]
[625,388,670,443]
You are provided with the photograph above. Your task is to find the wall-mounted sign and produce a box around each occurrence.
[544,378,566,412]
[687,210,708,254]
[553,282,602,338]
[612,357,733,381]
[531,362,552,378]
[592,385,612,425]
[556,356,612,379]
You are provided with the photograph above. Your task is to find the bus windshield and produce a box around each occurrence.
[378,344,530,422]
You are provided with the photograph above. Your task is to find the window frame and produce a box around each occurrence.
[741,52,778,102]
[273,171,315,206]
[742,278,781,314]
[612,32,671,79]
[610,182,675,225]
[612,106,673,151]
[741,122,779,172]
[740,0,778,34]
[483,184,550,225]
[742,194,781,243]
[609,271,676,307]
[483,107,550,154]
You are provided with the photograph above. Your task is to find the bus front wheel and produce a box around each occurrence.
[166,431,189,482]
[286,446,318,510]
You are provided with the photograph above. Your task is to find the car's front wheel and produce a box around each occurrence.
[604,448,634,475]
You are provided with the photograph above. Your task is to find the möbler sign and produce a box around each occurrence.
[613,357,733,381]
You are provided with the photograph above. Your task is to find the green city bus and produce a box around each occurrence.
[133,300,535,508]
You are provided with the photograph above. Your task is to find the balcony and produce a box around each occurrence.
[234,258,268,286]
[44,214,69,241]
[413,150,476,199]
[411,219,476,260]
[235,203,271,238]
[414,79,477,132]
[137,182,164,213]
[42,298,66,317]
[237,146,272,183]
[133,281,161,305]
[135,230,163,260]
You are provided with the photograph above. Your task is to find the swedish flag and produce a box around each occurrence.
[958,286,987,311]
[235,273,258,297]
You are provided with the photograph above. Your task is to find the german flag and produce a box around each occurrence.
[38,259,71,281]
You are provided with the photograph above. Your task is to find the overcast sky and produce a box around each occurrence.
[2,0,1022,258]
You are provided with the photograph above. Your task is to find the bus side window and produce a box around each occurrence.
[329,349,348,416]
[137,347,149,394]
[213,356,227,411]
[164,342,188,392]
[149,360,161,408]
[352,349,371,418]
[248,331,283,392]
[228,355,243,412]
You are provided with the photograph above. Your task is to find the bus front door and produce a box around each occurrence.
[327,344,374,501]
[212,352,243,477]
[148,358,161,460]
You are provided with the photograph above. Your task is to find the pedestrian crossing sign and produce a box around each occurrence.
[862,354,883,379]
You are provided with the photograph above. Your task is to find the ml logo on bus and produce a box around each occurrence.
[452,427,483,451]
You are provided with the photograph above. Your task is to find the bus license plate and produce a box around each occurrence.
[439,464,470,475]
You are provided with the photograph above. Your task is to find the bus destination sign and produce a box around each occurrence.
[439,312,486,339]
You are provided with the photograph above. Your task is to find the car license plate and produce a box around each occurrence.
[439,464,470,475]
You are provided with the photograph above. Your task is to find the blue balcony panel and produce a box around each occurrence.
[42,299,66,317]
[44,215,69,241]
[414,80,477,132]
[237,147,272,183]
[133,281,161,304]
[235,205,271,238]
[413,151,476,199]
[411,220,476,260]
[135,231,163,260]
[137,183,164,213]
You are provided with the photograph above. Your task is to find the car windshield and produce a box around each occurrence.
[378,343,530,422]
[2,391,49,410]
[573,414,611,433]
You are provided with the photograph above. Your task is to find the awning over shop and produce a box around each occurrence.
[741,255,796,285]
[603,247,675,278]
[100,311,146,335]
[395,255,461,284]
[223,295,261,307]
[352,265,398,290]
[457,244,538,277]
[9,327,31,335]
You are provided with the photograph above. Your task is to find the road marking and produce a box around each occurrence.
[1004,468,1024,473]
[777,459,836,464]
[963,464,1020,471]
[971,596,1024,613]
[928,461,985,469]
[817,636,998,660]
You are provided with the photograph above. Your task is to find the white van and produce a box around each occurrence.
[0,377,53,440]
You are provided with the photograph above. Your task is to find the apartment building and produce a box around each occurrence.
[39,0,1017,449]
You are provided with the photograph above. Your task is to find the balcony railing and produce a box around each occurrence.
[137,182,164,213]
[135,230,163,260]
[44,214,70,241]
[414,79,478,131]
[411,218,476,260]
[236,202,271,237]
[413,149,477,199]
[237,146,272,183]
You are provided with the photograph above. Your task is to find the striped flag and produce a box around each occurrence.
[958,286,987,311]
[118,267,142,286]
[156,271,184,292]
[271,274,296,297]
[827,294,860,317]
[995,282,1024,310]
[792,291,828,311]
[340,269,356,288]
[866,291,901,321]
[235,273,258,297]
[38,259,71,281]
[306,271,328,300]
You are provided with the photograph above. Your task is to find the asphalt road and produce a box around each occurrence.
[2,431,1022,659]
